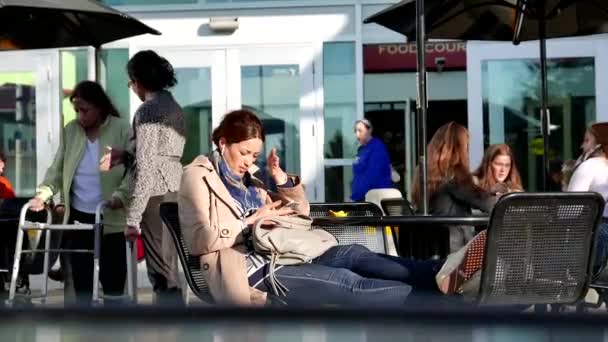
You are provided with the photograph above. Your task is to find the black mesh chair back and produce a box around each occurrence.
[159,202,214,304]
[308,202,386,253]
[478,192,604,306]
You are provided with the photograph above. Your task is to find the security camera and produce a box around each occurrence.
[209,17,239,33]
[435,57,446,72]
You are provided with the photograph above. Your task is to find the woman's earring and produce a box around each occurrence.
[220,145,225,156]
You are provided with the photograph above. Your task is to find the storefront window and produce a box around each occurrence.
[323,42,356,202]
[482,57,595,191]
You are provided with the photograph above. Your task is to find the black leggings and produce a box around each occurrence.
[67,207,126,305]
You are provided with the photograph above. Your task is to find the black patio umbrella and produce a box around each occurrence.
[365,0,608,202]
[0,0,160,78]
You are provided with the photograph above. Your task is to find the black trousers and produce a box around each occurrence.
[67,207,126,304]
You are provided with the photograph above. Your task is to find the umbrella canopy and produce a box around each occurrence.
[364,0,608,42]
[365,0,608,193]
[0,0,160,50]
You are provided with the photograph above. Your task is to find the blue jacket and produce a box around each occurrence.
[351,137,393,201]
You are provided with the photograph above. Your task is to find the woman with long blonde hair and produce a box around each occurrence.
[412,122,496,251]
[473,144,523,194]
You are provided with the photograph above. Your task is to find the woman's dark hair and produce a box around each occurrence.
[127,50,177,91]
[212,109,265,147]
[0,151,6,163]
[70,81,120,118]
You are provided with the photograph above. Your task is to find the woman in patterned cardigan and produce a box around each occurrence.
[102,50,186,304]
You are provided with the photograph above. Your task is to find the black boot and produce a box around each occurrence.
[16,274,31,296]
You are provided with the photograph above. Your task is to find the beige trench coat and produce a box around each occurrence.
[178,155,309,305]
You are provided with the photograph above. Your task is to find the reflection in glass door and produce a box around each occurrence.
[174,67,213,164]
[140,49,226,164]
[237,47,316,199]
[241,64,301,189]
[0,52,57,197]
[482,57,595,191]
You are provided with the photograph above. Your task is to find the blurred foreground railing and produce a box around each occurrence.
[0,306,606,342]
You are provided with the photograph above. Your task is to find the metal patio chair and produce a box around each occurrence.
[309,202,386,254]
[381,198,449,260]
[476,192,604,307]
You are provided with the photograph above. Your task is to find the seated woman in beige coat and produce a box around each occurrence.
[179,109,478,307]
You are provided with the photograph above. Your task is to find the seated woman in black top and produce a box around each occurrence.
[411,122,496,252]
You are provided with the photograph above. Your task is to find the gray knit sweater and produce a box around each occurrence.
[126,90,186,226]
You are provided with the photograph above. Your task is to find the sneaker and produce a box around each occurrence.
[436,230,487,295]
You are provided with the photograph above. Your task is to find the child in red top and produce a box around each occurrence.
[0,152,15,199]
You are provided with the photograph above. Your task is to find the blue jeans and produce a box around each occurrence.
[594,223,608,277]
[249,244,443,307]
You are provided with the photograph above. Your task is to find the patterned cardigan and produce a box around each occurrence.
[126,90,186,227]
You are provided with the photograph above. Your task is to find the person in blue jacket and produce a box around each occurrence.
[351,119,394,201]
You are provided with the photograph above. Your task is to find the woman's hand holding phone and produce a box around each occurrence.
[245,200,294,227]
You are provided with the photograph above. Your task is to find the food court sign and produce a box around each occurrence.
[363,42,467,72]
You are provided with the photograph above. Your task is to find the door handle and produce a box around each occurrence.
[546,108,551,136]
[541,108,551,136]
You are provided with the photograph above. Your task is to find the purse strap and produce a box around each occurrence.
[252,215,313,297]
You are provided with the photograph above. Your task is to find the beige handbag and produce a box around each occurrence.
[253,215,338,296]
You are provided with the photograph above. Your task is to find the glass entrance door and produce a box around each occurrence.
[135,46,318,200]
[481,58,595,191]
[0,51,58,197]
[234,46,317,200]
[467,39,605,192]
